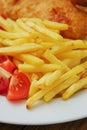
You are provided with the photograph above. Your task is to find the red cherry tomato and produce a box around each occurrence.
[0,67,10,94]
[0,55,16,73]
[7,72,31,100]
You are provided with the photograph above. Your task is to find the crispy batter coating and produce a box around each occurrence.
[0,0,87,39]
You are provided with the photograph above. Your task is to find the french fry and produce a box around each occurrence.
[18,63,59,73]
[28,18,68,30]
[45,70,62,87]
[7,18,24,32]
[36,72,52,89]
[44,75,79,102]
[43,19,68,30]
[0,30,30,39]
[17,54,44,66]
[43,50,70,72]
[26,62,86,107]
[40,41,59,49]
[57,40,87,52]
[43,62,87,102]
[26,21,63,40]
[16,19,39,37]
[59,50,87,59]
[1,38,30,46]
[62,58,81,68]
[26,89,45,108]
[0,16,13,32]
[62,77,87,100]
[0,43,42,55]
[29,80,40,97]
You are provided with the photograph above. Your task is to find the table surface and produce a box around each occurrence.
[0,118,87,130]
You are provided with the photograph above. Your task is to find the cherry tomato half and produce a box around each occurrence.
[0,55,16,73]
[0,67,10,94]
[7,72,31,100]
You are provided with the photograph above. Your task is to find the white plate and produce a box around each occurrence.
[0,89,87,125]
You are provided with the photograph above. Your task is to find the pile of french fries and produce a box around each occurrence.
[0,16,87,109]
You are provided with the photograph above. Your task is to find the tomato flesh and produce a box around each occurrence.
[0,55,16,73]
[7,72,31,100]
[0,76,9,94]
[0,67,10,94]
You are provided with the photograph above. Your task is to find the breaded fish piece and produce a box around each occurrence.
[0,0,87,39]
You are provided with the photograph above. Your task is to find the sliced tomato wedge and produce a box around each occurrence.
[7,72,31,100]
[0,67,11,94]
[0,55,16,73]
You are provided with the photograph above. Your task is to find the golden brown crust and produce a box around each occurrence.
[0,0,87,39]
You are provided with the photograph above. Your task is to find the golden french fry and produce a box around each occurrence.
[1,38,30,46]
[59,50,87,59]
[26,62,86,108]
[28,18,68,30]
[63,40,87,49]
[43,50,70,72]
[26,21,63,40]
[7,18,24,32]
[26,89,45,108]
[0,43,42,55]
[18,63,59,73]
[44,75,79,102]
[0,16,13,32]
[40,42,59,49]
[62,58,81,68]
[17,54,44,66]
[36,72,51,89]
[43,62,87,102]
[0,30,29,39]
[45,70,62,87]
[29,80,40,97]
[16,19,39,37]
[62,77,87,100]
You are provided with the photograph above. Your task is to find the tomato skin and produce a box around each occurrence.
[0,55,16,73]
[0,67,10,94]
[0,77,9,94]
[7,72,31,100]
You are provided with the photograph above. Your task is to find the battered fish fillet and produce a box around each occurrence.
[0,0,87,39]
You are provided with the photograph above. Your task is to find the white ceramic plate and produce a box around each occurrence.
[0,89,87,125]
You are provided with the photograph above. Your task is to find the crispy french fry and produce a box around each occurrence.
[62,77,87,100]
[40,42,59,49]
[0,30,30,39]
[16,19,39,37]
[26,62,86,108]
[59,50,87,59]
[1,38,30,46]
[44,75,79,102]
[65,40,87,49]
[36,72,51,89]
[26,89,45,108]
[43,50,70,72]
[18,63,59,73]
[62,58,81,68]
[43,20,68,30]
[0,16,13,32]
[26,21,63,40]
[7,18,24,32]
[0,43,42,55]
[29,80,40,97]
[45,70,62,87]
[43,62,87,102]
[28,18,68,30]
[17,54,44,66]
